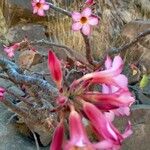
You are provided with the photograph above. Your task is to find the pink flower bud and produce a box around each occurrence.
[48,50,63,89]
[50,121,64,150]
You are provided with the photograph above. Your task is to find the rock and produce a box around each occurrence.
[8,86,25,97]
[0,104,49,150]
[0,0,48,27]
[121,20,150,73]
[17,50,44,69]
[5,24,47,43]
[114,106,150,150]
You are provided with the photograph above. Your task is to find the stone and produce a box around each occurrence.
[5,24,47,43]
[17,50,44,69]
[0,0,48,27]
[0,103,49,150]
[113,106,150,150]
[121,20,150,73]
[8,86,25,97]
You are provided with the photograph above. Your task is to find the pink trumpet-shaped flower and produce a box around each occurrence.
[72,55,126,89]
[83,102,133,150]
[72,7,99,35]
[64,109,94,150]
[81,90,135,109]
[50,121,64,150]
[48,51,63,89]
[32,0,49,16]
[3,43,20,58]
[102,56,135,117]
[0,87,5,100]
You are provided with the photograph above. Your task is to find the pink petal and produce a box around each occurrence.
[81,7,92,17]
[31,2,36,7]
[114,107,130,116]
[4,47,10,53]
[94,140,113,149]
[122,121,133,139]
[64,110,92,149]
[69,110,88,143]
[72,12,82,22]
[82,89,135,111]
[104,111,115,122]
[37,9,45,16]
[105,55,112,69]
[102,84,111,93]
[72,22,82,31]
[0,88,5,92]
[33,7,38,14]
[82,24,91,35]
[50,121,64,150]
[111,55,124,74]
[39,0,45,3]
[113,74,128,89]
[88,16,99,26]
[48,50,63,89]
[8,52,15,58]
[42,4,49,10]
[83,102,123,143]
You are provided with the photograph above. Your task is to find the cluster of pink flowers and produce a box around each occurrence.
[48,50,135,150]
[31,0,98,35]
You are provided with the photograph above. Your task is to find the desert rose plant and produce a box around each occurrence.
[0,0,136,150]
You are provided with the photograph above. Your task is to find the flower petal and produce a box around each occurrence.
[37,9,45,16]
[82,24,91,35]
[88,16,99,25]
[64,109,92,149]
[82,7,92,17]
[42,4,49,10]
[72,22,82,31]
[50,121,64,150]
[105,55,112,69]
[72,12,82,22]
[83,102,123,143]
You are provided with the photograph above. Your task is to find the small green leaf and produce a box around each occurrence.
[139,74,149,89]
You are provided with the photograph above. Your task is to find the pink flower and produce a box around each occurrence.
[102,56,135,116]
[72,7,99,35]
[3,43,20,58]
[0,87,5,100]
[64,109,94,150]
[81,90,135,110]
[50,121,64,150]
[72,55,126,89]
[83,102,133,150]
[48,50,63,89]
[32,0,49,16]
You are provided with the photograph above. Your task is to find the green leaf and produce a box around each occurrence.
[139,74,149,89]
